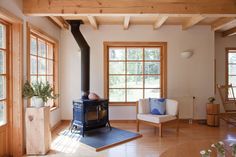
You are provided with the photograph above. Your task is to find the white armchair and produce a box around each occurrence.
[136,99,179,137]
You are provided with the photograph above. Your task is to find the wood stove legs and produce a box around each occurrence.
[107,121,112,130]
[70,120,112,137]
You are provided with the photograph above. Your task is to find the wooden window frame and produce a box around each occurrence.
[104,42,167,106]
[27,23,59,111]
[226,48,236,99]
[0,7,24,157]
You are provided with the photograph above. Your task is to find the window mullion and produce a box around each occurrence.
[142,47,145,99]
[125,47,127,102]
[36,37,39,81]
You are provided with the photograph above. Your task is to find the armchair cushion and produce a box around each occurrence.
[149,98,166,115]
[137,114,176,123]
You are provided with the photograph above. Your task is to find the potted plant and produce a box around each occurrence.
[200,149,212,157]
[23,81,58,107]
[230,143,236,157]
[208,97,215,104]
[211,141,225,157]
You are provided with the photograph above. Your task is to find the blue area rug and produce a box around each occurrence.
[60,127,142,151]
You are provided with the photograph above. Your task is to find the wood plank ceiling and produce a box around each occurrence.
[23,0,236,37]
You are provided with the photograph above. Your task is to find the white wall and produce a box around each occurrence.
[60,25,215,120]
[0,0,61,127]
[215,32,236,112]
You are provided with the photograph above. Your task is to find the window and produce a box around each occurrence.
[104,42,167,105]
[28,25,59,109]
[226,48,236,98]
[0,21,8,125]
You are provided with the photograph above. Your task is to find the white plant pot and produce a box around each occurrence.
[31,96,44,108]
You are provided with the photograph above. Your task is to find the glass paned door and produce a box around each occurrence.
[0,23,7,126]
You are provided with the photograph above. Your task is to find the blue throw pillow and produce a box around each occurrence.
[149,98,166,115]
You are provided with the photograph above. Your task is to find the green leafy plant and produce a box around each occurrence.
[200,149,211,157]
[211,141,225,156]
[208,97,215,103]
[230,143,236,156]
[23,81,58,103]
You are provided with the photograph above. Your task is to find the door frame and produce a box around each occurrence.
[0,7,24,156]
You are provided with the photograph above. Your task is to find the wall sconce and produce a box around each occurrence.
[180,51,194,59]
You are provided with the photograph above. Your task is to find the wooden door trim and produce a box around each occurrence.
[0,8,24,157]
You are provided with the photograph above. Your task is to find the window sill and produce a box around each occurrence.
[50,106,59,112]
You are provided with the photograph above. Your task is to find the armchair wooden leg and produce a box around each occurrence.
[137,120,140,132]
[159,124,162,137]
[176,119,180,134]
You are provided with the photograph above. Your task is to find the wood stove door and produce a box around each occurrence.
[73,102,84,127]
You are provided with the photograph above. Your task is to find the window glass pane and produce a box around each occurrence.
[127,62,143,74]
[144,89,160,98]
[127,89,143,102]
[229,76,236,86]
[145,62,160,74]
[228,87,236,99]
[0,24,6,49]
[109,76,125,88]
[38,58,46,74]
[38,76,46,83]
[109,48,125,60]
[0,101,6,125]
[0,50,6,74]
[127,48,143,60]
[109,62,125,74]
[0,76,6,100]
[127,76,143,88]
[38,39,46,57]
[30,76,37,84]
[47,60,53,75]
[47,43,53,59]
[145,48,160,60]
[228,52,236,64]
[229,64,236,75]
[145,76,160,88]
[109,89,125,102]
[30,55,37,74]
[30,36,37,55]
[47,76,53,86]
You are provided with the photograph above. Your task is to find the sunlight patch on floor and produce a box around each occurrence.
[51,129,82,154]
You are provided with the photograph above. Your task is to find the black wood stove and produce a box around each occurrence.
[68,20,111,137]
[71,99,111,137]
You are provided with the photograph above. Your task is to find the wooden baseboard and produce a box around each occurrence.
[58,119,206,125]
[110,120,136,123]
[110,119,206,123]
[51,120,62,131]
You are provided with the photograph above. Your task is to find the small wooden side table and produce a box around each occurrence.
[206,103,220,127]
[25,107,51,155]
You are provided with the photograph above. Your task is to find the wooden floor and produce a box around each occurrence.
[26,120,236,157]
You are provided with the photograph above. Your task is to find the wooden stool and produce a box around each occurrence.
[206,103,219,127]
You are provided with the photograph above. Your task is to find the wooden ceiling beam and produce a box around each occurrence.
[87,15,98,29]
[49,16,69,29]
[124,16,130,30]
[23,0,236,16]
[222,27,236,37]
[153,15,168,30]
[211,17,236,31]
[182,14,205,30]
